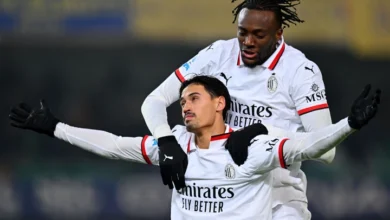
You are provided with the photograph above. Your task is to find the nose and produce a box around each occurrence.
[182,102,192,114]
[243,35,254,47]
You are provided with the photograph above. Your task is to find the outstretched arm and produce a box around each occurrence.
[284,84,380,165]
[9,100,159,165]
[54,123,158,164]
[251,84,380,173]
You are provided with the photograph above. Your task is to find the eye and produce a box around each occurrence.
[256,35,265,39]
[238,31,246,36]
[191,96,198,101]
[180,100,186,107]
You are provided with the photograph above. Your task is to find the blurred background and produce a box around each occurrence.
[0,0,389,219]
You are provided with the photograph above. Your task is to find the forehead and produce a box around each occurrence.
[181,84,207,97]
[237,8,278,30]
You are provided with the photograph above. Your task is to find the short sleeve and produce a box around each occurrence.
[291,61,329,116]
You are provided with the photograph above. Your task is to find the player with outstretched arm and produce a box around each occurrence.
[9,76,380,220]
[142,1,336,218]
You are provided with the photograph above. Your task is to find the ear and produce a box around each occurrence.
[276,28,283,41]
[216,96,226,113]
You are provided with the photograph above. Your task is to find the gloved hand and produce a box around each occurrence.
[348,84,381,130]
[225,123,268,166]
[9,99,60,137]
[157,135,188,190]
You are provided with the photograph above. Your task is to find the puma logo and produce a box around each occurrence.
[220,72,232,85]
[206,43,214,51]
[163,154,173,161]
[305,65,315,74]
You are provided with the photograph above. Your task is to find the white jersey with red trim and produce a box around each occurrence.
[175,37,328,131]
[173,37,329,206]
[53,118,353,219]
[140,124,288,220]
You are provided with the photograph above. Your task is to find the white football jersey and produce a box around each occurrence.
[141,125,288,220]
[174,37,329,205]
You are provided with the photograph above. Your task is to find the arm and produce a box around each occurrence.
[54,123,159,165]
[252,84,380,173]
[141,74,181,139]
[141,41,222,139]
[282,118,352,166]
[300,109,335,163]
[291,61,335,163]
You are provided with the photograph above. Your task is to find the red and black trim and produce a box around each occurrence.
[278,138,289,169]
[298,103,329,116]
[237,52,241,66]
[175,69,185,83]
[210,128,234,141]
[141,135,152,165]
[187,127,234,152]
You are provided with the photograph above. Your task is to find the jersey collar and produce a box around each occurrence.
[187,125,234,152]
[236,36,286,70]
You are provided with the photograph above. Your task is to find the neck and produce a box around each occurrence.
[194,121,226,149]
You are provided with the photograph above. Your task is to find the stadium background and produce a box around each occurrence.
[0,0,389,219]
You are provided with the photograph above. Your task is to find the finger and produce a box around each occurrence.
[160,167,168,185]
[9,113,25,123]
[167,178,174,190]
[11,106,30,118]
[358,84,371,100]
[10,121,26,129]
[19,103,32,112]
[40,99,48,110]
[173,168,186,190]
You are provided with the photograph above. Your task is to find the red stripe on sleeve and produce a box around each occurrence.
[298,103,329,116]
[278,138,289,169]
[141,135,152,165]
[175,69,185,82]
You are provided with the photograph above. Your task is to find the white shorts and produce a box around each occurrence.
[272,201,311,220]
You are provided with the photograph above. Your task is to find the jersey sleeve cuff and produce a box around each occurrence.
[141,135,153,165]
[175,69,185,83]
[297,103,329,116]
[278,138,289,169]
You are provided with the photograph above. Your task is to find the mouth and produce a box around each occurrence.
[241,49,257,60]
[184,113,195,121]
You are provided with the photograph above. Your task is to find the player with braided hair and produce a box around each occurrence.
[142,0,334,218]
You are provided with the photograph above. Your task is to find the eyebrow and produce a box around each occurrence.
[180,92,201,102]
[238,26,266,33]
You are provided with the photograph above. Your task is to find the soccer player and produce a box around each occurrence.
[141,0,336,218]
[9,76,380,220]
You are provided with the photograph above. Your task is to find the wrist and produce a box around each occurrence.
[48,117,60,137]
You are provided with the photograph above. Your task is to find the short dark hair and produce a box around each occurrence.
[231,0,304,28]
[179,75,231,120]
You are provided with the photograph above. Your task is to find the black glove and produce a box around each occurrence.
[348,84,381,130]
[157,135,188,190]
[225,123,268,166]
[9,99,60,137]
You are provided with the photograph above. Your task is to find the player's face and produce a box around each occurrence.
[180,84,224,133]
[237,8,283,68]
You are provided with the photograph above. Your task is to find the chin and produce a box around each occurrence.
[242,59,260,68]
[186,122,202,133]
